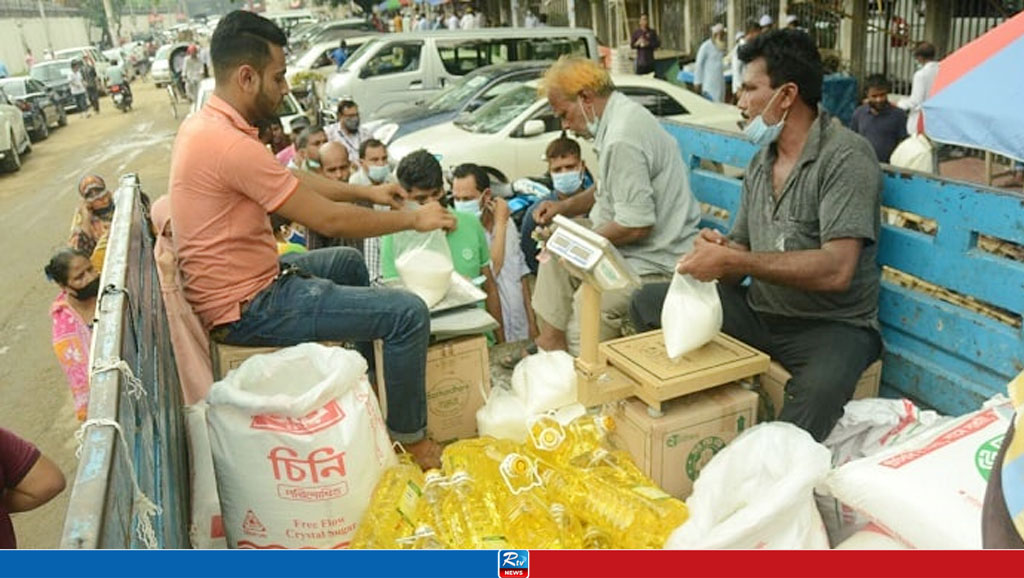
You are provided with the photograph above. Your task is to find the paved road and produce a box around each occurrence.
[0,82,181,548]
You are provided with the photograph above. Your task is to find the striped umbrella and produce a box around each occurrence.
[922,10,1024,161]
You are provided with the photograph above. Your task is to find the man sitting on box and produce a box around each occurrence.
[629,29,882,442]
[531,56,701,356]
[169,11,455,469]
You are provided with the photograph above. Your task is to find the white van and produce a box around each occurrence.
[323,27,599,117]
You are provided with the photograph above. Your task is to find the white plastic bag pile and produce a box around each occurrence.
[825,397,1012,549]
[476,350,581,443]
[661,273,722,360]
[665,422,832,549]
[206,343,397,549]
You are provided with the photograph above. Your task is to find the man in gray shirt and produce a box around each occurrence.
[631,29,882,441]
[532,56,700,355]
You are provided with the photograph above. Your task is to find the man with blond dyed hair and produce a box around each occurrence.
[529,56,700,355]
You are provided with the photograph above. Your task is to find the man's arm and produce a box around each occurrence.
[293,170,403,206]
[594,221,652,247]
[482,266,504,344]
[2,454,65,514]
[679,235,863,292]
[276,187,454,239]
[533,186,596,225]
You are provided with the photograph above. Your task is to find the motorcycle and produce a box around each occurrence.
[109,84,132,112]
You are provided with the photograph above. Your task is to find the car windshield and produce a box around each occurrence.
[0,80,26,97]
[424,72,495,114]
[339,39,378,72]
[31,63,70,82]
[455,84,537,134]
[155,45,174,59]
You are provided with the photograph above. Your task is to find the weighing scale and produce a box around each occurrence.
[545,216,770,415]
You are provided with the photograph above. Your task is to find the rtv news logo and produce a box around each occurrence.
[498,549,529,578]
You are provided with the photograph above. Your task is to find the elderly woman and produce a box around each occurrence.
[69,174,114,271]
[45,248,98,421]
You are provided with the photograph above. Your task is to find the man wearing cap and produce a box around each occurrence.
[69,175,115,271]
[695,23,727,102]
[630,13,661,75]
[759,14,774,30]
[731,19,762,101]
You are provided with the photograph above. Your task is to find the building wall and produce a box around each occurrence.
[0,16,90,76]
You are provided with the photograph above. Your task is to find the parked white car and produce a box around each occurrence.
[191,78,312,135]
[285,36,378,96]
[0,88,33,172]
[388,74,744,180]
[54,46,112,93]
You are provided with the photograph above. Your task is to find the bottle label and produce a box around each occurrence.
[632,485,671,501]
[397,480,422,525]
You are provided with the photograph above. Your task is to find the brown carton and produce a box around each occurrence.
[375,335,490,443]
[610,383,758,499]
[759,360,882,419]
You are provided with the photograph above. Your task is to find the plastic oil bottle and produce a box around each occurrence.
[550,503,584,549]
[414,470,457,548]
[499,453,563,549]
[587,449,689,535]
[441,438,518,491]
[350,454,424,549]
[444,470,510,549]
[528,414,615,466]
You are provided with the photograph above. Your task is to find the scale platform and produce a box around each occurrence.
[583,330,770,412]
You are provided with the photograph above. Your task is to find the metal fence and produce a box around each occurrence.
[61,175,190,549]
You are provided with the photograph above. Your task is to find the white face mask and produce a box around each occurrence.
[577,99,599,138]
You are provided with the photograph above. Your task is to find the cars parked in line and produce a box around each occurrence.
[0,88,33,172]
[388,74,744,180]
[290,18,377,54]
[364,60,551,145]
[29,59,77,111]
[0,78,66,141]
[192,77,312,135]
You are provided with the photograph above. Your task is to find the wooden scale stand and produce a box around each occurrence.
[546,216,770,415]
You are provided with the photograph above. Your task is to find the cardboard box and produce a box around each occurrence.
[759,360,883,419]
[375,335,490,444]
[210,342,345,381]
[609,383,758,500]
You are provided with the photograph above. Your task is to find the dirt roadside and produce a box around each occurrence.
[0,82,181,548]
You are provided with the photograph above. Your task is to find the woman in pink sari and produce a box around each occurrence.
[45,248,99,421]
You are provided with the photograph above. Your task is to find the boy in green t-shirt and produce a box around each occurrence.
[379,150,504,341]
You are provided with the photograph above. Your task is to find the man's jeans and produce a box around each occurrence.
[630,282,882,442]
[216,247,430,443]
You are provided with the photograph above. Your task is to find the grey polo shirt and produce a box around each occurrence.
[589,91,701,276]
[729,111,882,329]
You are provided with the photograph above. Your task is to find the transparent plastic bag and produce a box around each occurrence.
[661,273,723,360]
[393,229,454,308]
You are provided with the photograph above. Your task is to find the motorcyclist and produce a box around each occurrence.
[105,59,132,109]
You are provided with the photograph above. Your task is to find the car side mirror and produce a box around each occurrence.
[358,67,370,79]
[520,119,546,138]
[465,98,485,112]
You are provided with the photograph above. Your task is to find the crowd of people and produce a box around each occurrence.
[23,5,1012,549]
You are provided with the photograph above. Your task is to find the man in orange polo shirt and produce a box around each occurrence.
[168,10,455,468]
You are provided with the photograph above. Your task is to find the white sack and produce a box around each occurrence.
[184,403,227,549]
[207,343,397,549]
[826,398,1012,549]
[661,273,722,360]
[666,422,832,549]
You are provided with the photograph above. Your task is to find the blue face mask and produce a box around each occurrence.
[743,88,789,148]
[552,169,583,195]
[368,164,391,183]
[453,198,482,216]
[286,227,307,246]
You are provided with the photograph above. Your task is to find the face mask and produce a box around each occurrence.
[342,117,360,132]
[552,170,583,195]
[286,227,307,246]
[577,99,599,137]
[453,198,481,216]
[73,276,101,300]
[306,158,322,171]
[368,164,391,183]
[743,88,789,147]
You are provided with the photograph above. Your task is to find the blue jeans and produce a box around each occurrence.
[216,247,430,442]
